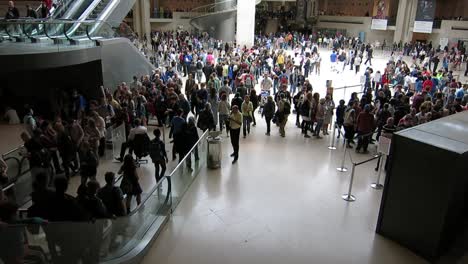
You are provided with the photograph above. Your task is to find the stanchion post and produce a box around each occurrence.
[371,154,384,189]
[328,122,337,150]
[342,163,356,202]
[337,139,348,172]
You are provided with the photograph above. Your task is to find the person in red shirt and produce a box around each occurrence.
[355,104,376,153]
[422,76,433,93]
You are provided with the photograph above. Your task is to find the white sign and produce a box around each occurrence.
[413,21,433,33]
[371,19,388,30]
[439,37,448,48]
[378,136,392,155]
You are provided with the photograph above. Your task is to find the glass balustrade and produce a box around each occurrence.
[0,130,209,263]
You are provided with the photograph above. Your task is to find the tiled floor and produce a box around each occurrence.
[140,111,428,264]
[1,47,466,263]
[137,50,464,264]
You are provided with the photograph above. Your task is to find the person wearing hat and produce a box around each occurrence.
[228,105,242,164]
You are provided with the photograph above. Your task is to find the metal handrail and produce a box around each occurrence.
[0,19,118,41]
[168,129,208,177]
[2,145,23,158]
[190,0,236,14]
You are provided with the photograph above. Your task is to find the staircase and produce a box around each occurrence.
[189,0,262,33]
[89,0,111,20]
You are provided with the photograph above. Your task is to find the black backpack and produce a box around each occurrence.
[38,148,52,168]
[149,139,163,161]
[283,101,291,115]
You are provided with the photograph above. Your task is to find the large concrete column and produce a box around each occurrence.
[236,0,256,48]
[214,0,235,42]
[133,0,142,36]
[393,0,407,43]
[140,0,151,41]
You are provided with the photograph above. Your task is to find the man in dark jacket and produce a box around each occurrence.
[262,96,276,136]
[5,1,19,19]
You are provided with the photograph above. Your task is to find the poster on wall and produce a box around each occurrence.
[372,19,388,30]
[371,0,389,30]
[413,0,436,33]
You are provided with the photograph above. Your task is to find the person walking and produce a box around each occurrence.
[262,96,276,136]
[229,105,242,164]
[119,154,142,214]
[149,129,168,183]
[277,94,291,137]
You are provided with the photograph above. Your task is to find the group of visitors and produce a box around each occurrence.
[1,28,467,232]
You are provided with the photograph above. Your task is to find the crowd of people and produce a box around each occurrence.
[4,0,60,19]
[0,27,467,263]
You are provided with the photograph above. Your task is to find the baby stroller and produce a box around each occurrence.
[258,90,270,114]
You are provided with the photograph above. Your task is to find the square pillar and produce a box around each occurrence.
[236,0,256,48]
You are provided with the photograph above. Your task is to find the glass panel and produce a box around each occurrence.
[169,130,208,209]
[112,124,127,160]
[0,176,171,263]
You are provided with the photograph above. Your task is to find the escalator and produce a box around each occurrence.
[190,0,261,41]
[0,131,210,264]
[2,0,137,44]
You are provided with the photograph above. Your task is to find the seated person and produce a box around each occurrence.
[115,118,148,162]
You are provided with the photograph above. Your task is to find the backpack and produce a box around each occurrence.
[196,61,203,69]
[149,139,163,161]
[37,148,52,168]
[283,101,291,115]
[245,75,253,87]
[280,75,288,84]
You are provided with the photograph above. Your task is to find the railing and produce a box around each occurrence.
[1,145,32,206]
[0,129,210,263]
[168,129,209,209]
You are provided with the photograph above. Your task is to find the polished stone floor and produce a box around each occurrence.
[138,50,468,264]
[1,48,466,264]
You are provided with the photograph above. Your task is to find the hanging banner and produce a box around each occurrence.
[371,0,388,30]
[413,0,436,33]
[372,19,388,30]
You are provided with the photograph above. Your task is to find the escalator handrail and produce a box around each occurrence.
[0,19,115,36]
[64,0,105,38]
[190,0,236,14]
[88,0,120,36]
[3,175,172,228]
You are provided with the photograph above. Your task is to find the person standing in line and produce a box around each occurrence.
[322,95,335,135]
[149,129,168,183]
[313,98,325,139]
[241,95,253,138]
[228,105,242,164]
[262,96,276,136]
